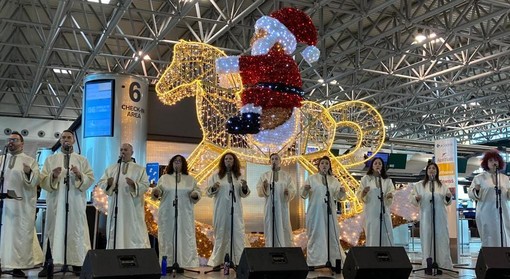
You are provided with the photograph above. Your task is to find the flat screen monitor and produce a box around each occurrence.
[84,79,114,138]
[365,151,390,168]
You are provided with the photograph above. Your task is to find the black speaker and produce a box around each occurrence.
[237,247,308,279]
[342,246,412,279]
[476,247,510,279]
[80,249,160,279]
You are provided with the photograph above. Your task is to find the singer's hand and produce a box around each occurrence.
[212,181,220,191]
[362,186,370,196]
[240,179,248,188]
[446,192,452,198]
[125,177,135,187]
[303,184,311,191]
[107,177,114,186]
[340,187,346,193]
[415,195,422,202]
[190,191,199,200]
[284,188,289,195]
[263,180,269,191]
[386,193,393,199]
[23,163,31,175]
[474,184,481,191]
[52,167,62,179]
[70,165,82,180]
[152,188,162,199]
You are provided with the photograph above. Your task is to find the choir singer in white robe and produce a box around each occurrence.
[468,149,510,247]
[410,162,453,270]
[97,143,150,249]
[301,155,346,268]
[0,132,43,278]
[357,157,394,246]
[256,153,296,247]
[152,155,201,267]
[39,130,94,276]
[206,152,250,267]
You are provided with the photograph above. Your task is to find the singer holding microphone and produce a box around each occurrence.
[39,130,94,276]
[151,154,201,268]
[206,152,250,268]
[410,162,453,270]
[301,155,346,268]
[256,153,296,247]
[468,149,510,247]
[97,143,150,249]
[0,132,43,277]
[357,157,394,246]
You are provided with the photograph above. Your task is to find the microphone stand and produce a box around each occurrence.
[168,170,199,277]
[108,157,122,249]
[205,170,237,274]
[53,147,71,275]
[495,167,504,247]
[310,173,335,276]
[378,175,384,247]
[271,166,276,247]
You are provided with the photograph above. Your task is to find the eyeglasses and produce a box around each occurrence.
[7,138,20,143]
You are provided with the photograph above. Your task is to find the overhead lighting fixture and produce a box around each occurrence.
[318,78,324,83]
[87,0,111,4]
[329,80,338,85]
[53,69,72,75]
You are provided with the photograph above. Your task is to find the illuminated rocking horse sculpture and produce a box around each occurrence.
[155,40,385,218]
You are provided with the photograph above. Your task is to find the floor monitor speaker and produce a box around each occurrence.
[475,247,510,279]
[342,246,412,279]
[80,248,160,279]
[237,247,308,279]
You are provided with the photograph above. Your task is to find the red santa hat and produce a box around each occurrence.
[269,8,320,63]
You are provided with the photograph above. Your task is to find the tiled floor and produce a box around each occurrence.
[2,238,481,278]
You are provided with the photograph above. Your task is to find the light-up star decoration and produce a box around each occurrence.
[154,40,386,219]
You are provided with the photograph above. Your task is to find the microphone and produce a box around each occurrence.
[494,163,499,171]
[272,162,276,172]
[117,155,122,163]
[63,142,71,151]
[227,166,233,184]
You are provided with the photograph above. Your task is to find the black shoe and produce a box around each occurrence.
[12,269,26,278]
[72,265,81,276]
[38,267,48,277]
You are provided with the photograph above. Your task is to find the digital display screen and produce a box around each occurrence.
[146,162,160,184]
[84,80,114,138]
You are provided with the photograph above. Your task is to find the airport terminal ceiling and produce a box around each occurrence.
[1,0,510,145]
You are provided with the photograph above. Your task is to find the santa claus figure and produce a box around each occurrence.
[217,7,320,134]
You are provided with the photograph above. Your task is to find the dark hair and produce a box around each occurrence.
[10,131,24,142]
[367,157,388,179]
[164,155,189,175]
[218,152,241,179]
[481,149,505,171]
[61,129,75,138]
[317,156,333,175]
[269,153,280,160]
[423,162,442,187]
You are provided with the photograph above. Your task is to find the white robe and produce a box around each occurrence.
[358,175,395,246]
[206,173,250,266]
[301,174,346,267]
[410,180,453,269]
[40,152,94,266]
[468,172,510,247]
[0,152,44,269]
[97,161,150,249]
[155,174,201,267]
[256,170,296,247]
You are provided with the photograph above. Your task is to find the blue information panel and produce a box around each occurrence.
[146,162,160,184]
[84,80,114,138]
